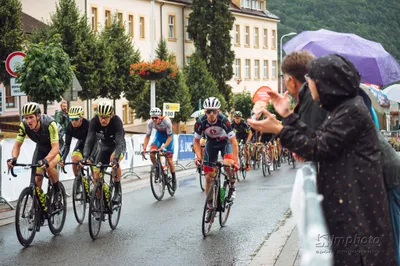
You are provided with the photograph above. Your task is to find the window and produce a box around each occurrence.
[272,60,277,79]
[272,30,277,49]
[245,59,250,79]
[105,10,111,27]
[235,59,241,78]
[118,12,123,28]
[263,60,269,78]
[235,25,240,45]
[252,0,256,9]
[91,7,98,32]
[254,27,259,47]
[254,60,260,79]
[245,26,250,46]
[185,17,191,40]
[140,17,145,38]
[245,0,250,8]
[263,29,268,48]
[5,85,16,109]
[128,15,134,38]
[258,1,263,10]
[168,15,176,39]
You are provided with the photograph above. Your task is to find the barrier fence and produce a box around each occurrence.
[0,133,196,202]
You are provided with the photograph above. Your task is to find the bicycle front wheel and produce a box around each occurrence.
[89,183,103,240]
[219,181,232,227]
[150,165,165,201]
[199,166,206,191]
[48,182,67,236]
[15,187,38,247]
[202,181,218,237]
[109,183,122,230]
[72,175,86,224]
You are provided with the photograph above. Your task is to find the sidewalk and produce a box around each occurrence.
[0,165,197,227]
[250,211,301,266]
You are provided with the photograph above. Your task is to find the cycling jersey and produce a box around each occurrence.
[146,116,173,137]
[17,114,61,151]
[231,119,251,141]
[194,113,235,142]
[83,115,126,160]
[61,118,89,161]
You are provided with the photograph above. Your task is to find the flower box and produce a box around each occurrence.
[139,70,169,80]
[130,59,178,80]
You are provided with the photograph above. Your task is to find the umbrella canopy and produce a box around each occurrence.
[283,29,400,86]
[190,109,204,118]
[383,84,400,103]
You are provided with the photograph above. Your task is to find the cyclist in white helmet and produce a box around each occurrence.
[193,97,239,223]
[142,107,177,191]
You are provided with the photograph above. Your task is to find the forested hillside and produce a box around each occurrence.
[268,0,400,61]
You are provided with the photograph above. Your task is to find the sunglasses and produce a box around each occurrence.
[205,109,217,114]
[69,117,80,121]
[151,117,160,120]
[99,115,111,120]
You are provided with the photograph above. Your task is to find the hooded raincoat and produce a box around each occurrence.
[280,55,395,265]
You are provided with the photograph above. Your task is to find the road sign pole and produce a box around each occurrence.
[18,96,22,121]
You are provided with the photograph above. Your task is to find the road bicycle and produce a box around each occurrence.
[287,150,296,169]
[202,161,236,237]
[142,150,176,201]
[83,162,122,240]
[193,144,206,191]
[237,140,247,180]
[61,162,93,224]
[10,163,67,247]
[260,144,271,177]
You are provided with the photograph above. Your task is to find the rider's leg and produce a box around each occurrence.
[71,151,83,177]
[150,138,161,176]
[244,143,250,170]
[110,151,123,203]
[165,137,177,189]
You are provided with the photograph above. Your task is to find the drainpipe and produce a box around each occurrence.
[182,5,186,66]
[160,2,165,37]
[85,0,87,16]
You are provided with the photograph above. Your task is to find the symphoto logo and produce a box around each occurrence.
[316,234,380,248]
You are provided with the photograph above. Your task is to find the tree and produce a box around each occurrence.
[0,0,24,85]
[233,90,253,119]
[16,34,73,114]
[99,16,142,103]
[188,0,235,108]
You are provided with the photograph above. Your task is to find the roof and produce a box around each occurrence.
[164,0,280,21]
[21,12,47,34]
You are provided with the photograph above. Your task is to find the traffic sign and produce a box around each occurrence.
[163,110,175,118]
[5,51,26,77]
[163,103,180,112]
[10,78,25,96]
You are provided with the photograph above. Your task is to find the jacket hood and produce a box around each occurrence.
[308,54,361,111]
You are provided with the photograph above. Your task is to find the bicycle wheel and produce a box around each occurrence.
[219,180,232,227]
[262,153,268,177]
[167,173,176,197]
[89,183,103,240]
[72,175,86,224]
[109,183,122,230]
[48,182,67,236]
[202,181,218,237]
[15,187,38,247]
[199,166,206,191]
[150,165,165,201]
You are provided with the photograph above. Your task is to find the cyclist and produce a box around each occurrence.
[59,106,89,178]
[142,107,177,191]
[193,97,239,223]
[81,101,126,204]
[231,111,252,171]
[7,102,63,203]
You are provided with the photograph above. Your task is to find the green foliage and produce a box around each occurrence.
[233,90,253,119]
[188,0,235,109]
[0,0,24,84]
[16,34,73,114]
[156,38,169,61]
[270,0,400,61]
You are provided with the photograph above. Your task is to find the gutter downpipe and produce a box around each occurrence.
[160,2,165,37]
[182,5,186,66]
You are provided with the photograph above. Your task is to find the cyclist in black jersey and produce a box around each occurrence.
[7,102,63,199]
[81,101,126,204]
[193,97,239,223]
[59,106,90,177]
[231,111,252,171]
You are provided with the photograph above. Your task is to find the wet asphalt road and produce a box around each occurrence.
[0,164,297,266]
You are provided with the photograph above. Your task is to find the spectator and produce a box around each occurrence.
[248,54,395,265]
[55,100,69,133]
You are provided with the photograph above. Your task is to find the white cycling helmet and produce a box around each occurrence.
[149,107,162,117]
[203,97,221,110]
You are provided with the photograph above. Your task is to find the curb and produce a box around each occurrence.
[250,212,299,266]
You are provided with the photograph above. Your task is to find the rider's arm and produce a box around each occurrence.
[83,118,96,159]
[223,118,238,164]
[162,118,174,149]
[193,137,201,160]
[44,121,60,162]
[193,120,203,160]
[113,116,126,161]
[143,120,153,152]
[61,125,72,161]
[246,127,252,144]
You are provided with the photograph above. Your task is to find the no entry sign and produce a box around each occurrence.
[5,51,26,77]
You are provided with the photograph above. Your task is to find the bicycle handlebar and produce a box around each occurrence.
[8,163,42,178]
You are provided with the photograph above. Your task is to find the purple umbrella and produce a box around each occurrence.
[283,29,400,86]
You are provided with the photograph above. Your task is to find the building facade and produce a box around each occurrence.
[5,0,279,129]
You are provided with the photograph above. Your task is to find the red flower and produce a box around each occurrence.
[130,59,178,79]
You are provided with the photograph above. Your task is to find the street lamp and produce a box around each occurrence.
[279,32,297,94]
[150,0,156,108]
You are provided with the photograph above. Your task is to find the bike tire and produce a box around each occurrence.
[72,175,86,224]
[199,166,206,191]
[219,181,232,227]
[109,183,122,230]
[48,182,67,236]
[15,187,38,247]
[167,174,176,197]
[150,165,165,201]
[262,153,267,177]
[89,183,103,240]
[202,181,217,237]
